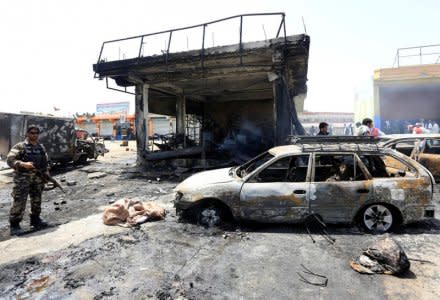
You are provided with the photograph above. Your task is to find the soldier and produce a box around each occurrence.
[6,125,49,235]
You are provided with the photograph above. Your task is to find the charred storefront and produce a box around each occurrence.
[93,13,309,166]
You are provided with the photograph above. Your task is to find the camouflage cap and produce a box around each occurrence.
[27,125,41,133]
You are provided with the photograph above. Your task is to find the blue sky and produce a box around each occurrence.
[0,0,439,115]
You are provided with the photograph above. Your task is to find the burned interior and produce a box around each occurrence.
[93,13,310,166]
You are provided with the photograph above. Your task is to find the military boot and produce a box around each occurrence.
[10,221,23,236]
[30,215,49,229]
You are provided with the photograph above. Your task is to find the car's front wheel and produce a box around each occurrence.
[199,206,223,227]
[362,204,395,233]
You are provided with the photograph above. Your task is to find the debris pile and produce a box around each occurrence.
[350,235,410,275]
[102,198,166,227]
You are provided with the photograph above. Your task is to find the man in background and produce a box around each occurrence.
[357,118,372,136]
[317,122,330,136]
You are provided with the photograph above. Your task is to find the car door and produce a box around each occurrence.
[367,153,433,208]
[309,153,373,223]
[239,154,311,223]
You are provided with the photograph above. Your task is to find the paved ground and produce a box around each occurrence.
[0,141,439,299]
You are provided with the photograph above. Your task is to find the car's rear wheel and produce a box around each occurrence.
[362,204,394,233]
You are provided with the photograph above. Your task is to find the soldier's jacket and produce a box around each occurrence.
[6,139,49,174]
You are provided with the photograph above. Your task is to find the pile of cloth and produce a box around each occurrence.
[350,234,410,275]
[102,198,166,227]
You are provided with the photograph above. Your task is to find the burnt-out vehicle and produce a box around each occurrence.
[0,113,107,166]
[75,129,108,162]
[380,134,440,183]
[175,137,435,232]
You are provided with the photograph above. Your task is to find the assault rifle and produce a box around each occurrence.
[35,169,65,193]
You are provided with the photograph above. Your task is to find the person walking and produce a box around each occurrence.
[432,122,439,133]
[6,125,49,236]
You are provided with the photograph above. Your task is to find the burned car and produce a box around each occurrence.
[175,137,435,232]
[380,134,440,183]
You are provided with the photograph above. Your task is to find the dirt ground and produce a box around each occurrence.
[0,141,440,299]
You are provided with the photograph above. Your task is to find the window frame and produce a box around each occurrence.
[311,152,370,183]
[357,152,419,179]
[245,153,312,183]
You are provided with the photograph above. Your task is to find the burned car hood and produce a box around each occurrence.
[175,168,236,191]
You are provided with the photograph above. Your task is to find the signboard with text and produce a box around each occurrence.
[96,102,129,114]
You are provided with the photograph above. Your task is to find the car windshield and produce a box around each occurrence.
[235,152,275,178]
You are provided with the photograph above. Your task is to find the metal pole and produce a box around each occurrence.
[97,43,105,64]
[94,43,106,78]
[239,16,243,65]
[138,36,144,59]
[166,31,173,65]
[276,17,283,38]
[283,14,287,43]
[397,49,400,67]
[201,24,206,69]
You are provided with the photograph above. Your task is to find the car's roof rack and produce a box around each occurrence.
[286,135,382,153]
[287,135,379,144]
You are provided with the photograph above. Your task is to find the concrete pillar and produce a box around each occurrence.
[143,84,150,150]
[176,95,186,148]
[135,83,149,162]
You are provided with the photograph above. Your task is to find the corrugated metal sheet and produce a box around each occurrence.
[84,122,97,135]
[100,121,113,137]
[152,118,171,135]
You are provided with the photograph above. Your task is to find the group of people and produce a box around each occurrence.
[409,121,439,134]
[316,118,384,137]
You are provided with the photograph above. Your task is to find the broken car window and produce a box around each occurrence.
[424,139,440,154]
[393,141,418,156]
[314,154,362,182]
[250,156,291,183]
[360,154,416,178]
[236,152,274,178]
[249,154,311,183]
[286,155,310,182]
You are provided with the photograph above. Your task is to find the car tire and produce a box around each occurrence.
[361,204,395,233]
[198,205,224,227]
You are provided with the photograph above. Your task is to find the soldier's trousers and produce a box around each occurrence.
[10,173,44,223]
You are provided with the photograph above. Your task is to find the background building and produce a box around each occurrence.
[372,44,440,133]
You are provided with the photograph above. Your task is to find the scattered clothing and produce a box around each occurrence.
[350,235,410,275]
[102,198,166,227]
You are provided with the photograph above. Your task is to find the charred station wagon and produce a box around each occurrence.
[175,137,436,232]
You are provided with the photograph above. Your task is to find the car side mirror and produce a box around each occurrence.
[398,170,406,177]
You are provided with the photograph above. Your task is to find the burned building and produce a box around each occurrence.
[93,13,310,166]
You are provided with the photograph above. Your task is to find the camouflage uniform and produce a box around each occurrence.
[6,139,48,223]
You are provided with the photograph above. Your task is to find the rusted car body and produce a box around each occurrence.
[380,134,440,182]
[175,140,435,232]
